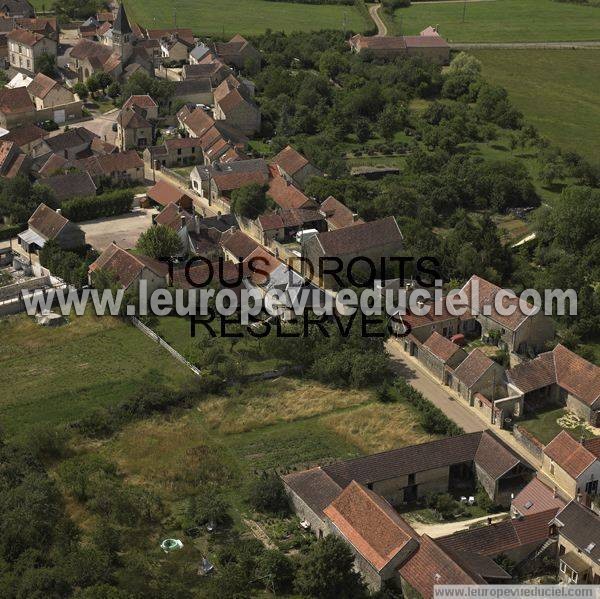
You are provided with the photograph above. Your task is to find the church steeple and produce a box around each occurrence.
[112,3,133,61]
[113,3,132,35]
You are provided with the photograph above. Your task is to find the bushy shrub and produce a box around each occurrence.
[246,472,290,516]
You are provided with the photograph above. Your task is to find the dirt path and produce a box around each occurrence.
[242,518,277,549]
[369,4,388,36]
[408,512,509,538]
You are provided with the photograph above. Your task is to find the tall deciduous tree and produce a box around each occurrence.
[135,224,182,259]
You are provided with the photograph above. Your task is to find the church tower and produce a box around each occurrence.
[112,3,133,62]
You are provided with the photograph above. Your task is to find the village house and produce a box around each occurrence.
[189,42,209,64]
[116,105,152,150]
[190,158,269,206]
[461,275,555,356]
[143,137,204,169]
[255,208,326,246]
[0,86,35,128]
[18,204,85,254]
[26,72,83,123]
[79,150,144,184]
[0,124,48,154]
[267,168,317,211]
[451,349,507,404]
[283,431,532,591]
[16,16,59,41]
[182,60,231,87]
[551,500,600,584]
[0,139,29,178]
[349,26,450,64]
[541,432,600,501]
[212,34,261,70]
[436,508,557,573]
[419,331,469,383]
[213,76,260,136]
[0,0,34,18]
[511,476,567,519]
[507,344,600,426]
[220,229,259,263]
[89,242,167,292]
[7,27,56,74]
[153,202,198,257]
[303,216,404,288]
[159,32,194,63]
[146,180,194,212]
[319,195,361,230]
[30,127,97,161]
[271,145,322,189]
[39,171,96,203]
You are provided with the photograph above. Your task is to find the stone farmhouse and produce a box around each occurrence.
[18,204,85,254]
[89,243,167,292]
[7,27,56,74]
[541,432,600,500]
[283,431,533,591]
[271,145,323,189]
[507,344,600,426]
[349,26,450,65]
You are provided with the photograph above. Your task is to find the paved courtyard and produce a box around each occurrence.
[80,209,156,252]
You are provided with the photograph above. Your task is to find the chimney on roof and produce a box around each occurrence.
[181,215,186,229]
[56,208,62,215]
[487,517,492,526]
[553,486,558,498]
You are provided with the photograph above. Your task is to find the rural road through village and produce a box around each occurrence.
[369,4,387,37]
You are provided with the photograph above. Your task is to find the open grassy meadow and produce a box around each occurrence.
[472,49,600,164]
[392,0,600,42]
[97,376,437,514]
[0,313,190,437]
[122,0,367,37]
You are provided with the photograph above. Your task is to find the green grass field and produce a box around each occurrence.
[472,49,600,164]
[0,313,190,437]
[393,0,600,42]
[122,0,367,37]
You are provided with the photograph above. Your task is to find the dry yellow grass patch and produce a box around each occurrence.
[320,403,436,454]
[99,414,234,498]
[197,378,374,434]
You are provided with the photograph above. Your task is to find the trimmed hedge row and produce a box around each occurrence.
[265,0,354,4]
[0,223,21,241]
[394,378,464,437]
[61,189,134,222]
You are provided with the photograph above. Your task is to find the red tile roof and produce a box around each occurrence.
[27,72,60,99]
[399,535,482,599]
[320,195,361,229]
[422,331,464,363]
[220,229,259,261]
[404,35,449,48]
[267,169,315,210]
[244,246,282,285]
[461,275,535,332]
[512,477,567,516]
[324,481,418,572]
[81,150,143,176]
[28,203,68,239]
[454,349,495,389]
[507,344,600,407]
[314,215,403,257]
[147,180,193,209]
[271,145,309,177]
[0,86,34,114]
[7,27,42,45]
[543,431,597,479]
[122,94,158,110]
[437,510,556,557]
[89,243,167,289]
[154,202,194,231]
[2,123,46,148]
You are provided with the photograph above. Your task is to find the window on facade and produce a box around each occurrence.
[408,473,415,485]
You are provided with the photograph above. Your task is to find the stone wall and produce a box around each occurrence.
[513,425,544,462]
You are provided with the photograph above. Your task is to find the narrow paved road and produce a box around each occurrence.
[369,4,387,37]
[386,339,543,469]
[386,340,485,433]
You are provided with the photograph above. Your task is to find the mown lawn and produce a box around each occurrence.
[472,49,600,165]
[123,0,367,37]
[518,407,597,445]
[0,313,190,437]
[393,0,600,42]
